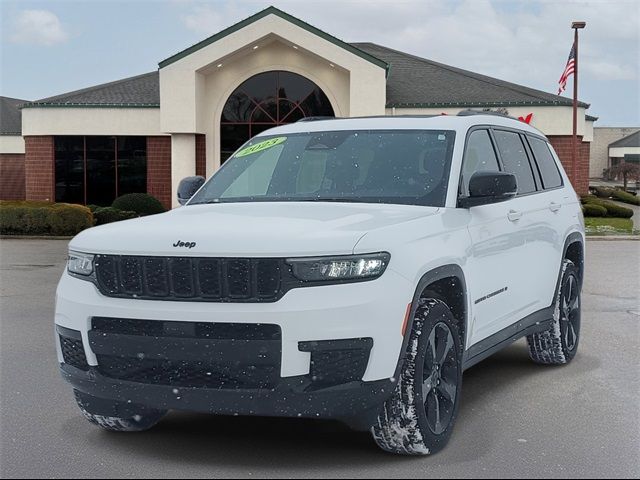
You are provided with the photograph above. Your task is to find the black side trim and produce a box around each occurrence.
[462,306,554,370]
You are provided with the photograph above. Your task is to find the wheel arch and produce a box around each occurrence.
[394,265,468,380]
[563,232,584,282]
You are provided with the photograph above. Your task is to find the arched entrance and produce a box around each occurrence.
[220,71,335,163]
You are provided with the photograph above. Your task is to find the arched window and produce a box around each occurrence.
[220,71,334,163]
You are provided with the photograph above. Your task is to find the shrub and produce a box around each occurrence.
[611,189,640,206]
[580,196,633,218]
[93,207,138,225]
[86,204,101,213]
[0,201,93,236]
[112,193,166,216]
[582,204,607,217]
[592,187,615,198]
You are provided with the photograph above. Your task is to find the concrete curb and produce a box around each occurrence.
[586,235,640,241]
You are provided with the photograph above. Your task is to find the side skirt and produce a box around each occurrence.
[462,306,554,371]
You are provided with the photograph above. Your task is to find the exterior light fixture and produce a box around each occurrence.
[329,63,335,68]
[253,45,259,50]
[217,63,223,68]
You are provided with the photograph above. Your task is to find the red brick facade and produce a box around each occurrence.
[12,133,589,206]
[196,134,206,177]
[547,135,590,195]
[24,136,55,202]
[146,136,172,209]
[0,153,26,200]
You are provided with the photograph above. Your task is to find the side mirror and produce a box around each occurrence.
[459,171,517,208]
[177,176,205,206]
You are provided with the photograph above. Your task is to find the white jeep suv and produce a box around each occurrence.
[56,113,584,455]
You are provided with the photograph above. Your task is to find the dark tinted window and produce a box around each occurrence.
[55,136,84,204]
[191,130,456,207]
[86,137,116,205]
[461,129,501,196]
[117,136,147,196]
[493,130,537,194]
[54,136,147,205]
[528,137,563,189]
[220,71,335,164]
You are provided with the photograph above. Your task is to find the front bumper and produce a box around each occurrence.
[55,268,411,420]
[61,362,395,422]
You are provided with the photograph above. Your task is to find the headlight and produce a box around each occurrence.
[67,251,94,276]
[287,253,390,282]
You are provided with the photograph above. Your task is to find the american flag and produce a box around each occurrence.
[558,43,576,95]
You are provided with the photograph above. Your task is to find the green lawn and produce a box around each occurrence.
[584,217,637,236]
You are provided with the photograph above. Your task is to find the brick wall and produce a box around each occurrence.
[24,136,55,201]
[147,136,172,209]
[196,134,206,177]
[0,153,26,200]
[547,135,590,195]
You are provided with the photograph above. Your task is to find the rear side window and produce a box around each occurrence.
[493,130,537,195]
[461,129,501,196]
[528,137,563,189]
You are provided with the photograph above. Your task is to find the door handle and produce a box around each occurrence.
[508,210,523,222]
[549,202,562,213]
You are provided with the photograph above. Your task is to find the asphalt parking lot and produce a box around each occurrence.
[1,238,638,479]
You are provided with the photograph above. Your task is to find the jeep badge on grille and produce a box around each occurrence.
[173,240,196,249]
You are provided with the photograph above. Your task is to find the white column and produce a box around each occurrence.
[170,133,196,208]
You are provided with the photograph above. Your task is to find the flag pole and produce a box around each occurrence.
[571,21,586,187]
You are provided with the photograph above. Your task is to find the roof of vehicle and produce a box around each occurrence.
[254,114,546,138]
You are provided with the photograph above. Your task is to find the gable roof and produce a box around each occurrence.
[16,20,592,113]
[22,72,160,108]
[353,42,589,109]
[158,6,389,72]
[0,96,29,135]
[609,131,640,148]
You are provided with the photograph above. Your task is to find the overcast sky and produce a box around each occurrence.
[1,0,638,126]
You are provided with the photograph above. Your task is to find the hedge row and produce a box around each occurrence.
[112,193,166,216]
[581,196,634,219]
[0,201,93,236]
[0,193,166,235]
[93,207,138,225]
[592,187,640,206]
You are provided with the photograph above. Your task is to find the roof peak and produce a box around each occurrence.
[158,6,388,71]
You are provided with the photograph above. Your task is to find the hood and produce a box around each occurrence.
[70,202,439,257]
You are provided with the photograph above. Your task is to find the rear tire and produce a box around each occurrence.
[74,390,166,432]
[371,298,463,455]
[527,259,581,365]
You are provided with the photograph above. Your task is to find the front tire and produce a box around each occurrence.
[74,390,166,432]
[527,259,581,365]
[372,298,463,455]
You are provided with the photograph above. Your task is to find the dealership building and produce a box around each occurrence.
[0,6,596,208]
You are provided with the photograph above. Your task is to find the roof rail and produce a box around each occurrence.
[457,109,520,121]
[296,116,338,122]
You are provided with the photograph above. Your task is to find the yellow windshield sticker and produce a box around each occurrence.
[236,137,287,157]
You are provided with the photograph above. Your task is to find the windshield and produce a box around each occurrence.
[189,129,456,207]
